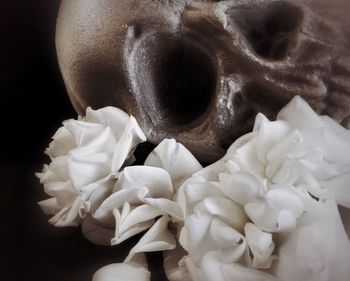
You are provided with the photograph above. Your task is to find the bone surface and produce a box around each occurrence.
[56,0,350,162]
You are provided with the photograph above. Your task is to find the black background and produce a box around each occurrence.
[0,1,149,280]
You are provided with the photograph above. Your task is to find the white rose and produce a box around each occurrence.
[36,106,146,227]
[169,96,350,281]
[177,177,350,281]
[92,139,202,258]
[196,96,350,207]
[90,139,202,281]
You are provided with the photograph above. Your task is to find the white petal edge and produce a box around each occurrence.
[93,255,150,281]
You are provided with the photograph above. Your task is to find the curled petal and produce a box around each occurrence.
[111,116,146,172]
[201,251,278,281]
[93,189,138,226]
[277,96,325,130]
[68,127,117,190]
[265,188,304,218]
[275,199,350,281]
[115,166,173,198]
[177,179,222,218]
[145,139,202,189]
[38,198,62,215]
[302,127,350,166]
[179,213,211,261]
[37,156,70,184]
[116,203,162,235]
[112,203,162,244]
[46,196,82,227]
[43,180,76,205]
[194,197,248,232]
[265,130,303,182]
[138,191,184,221]
[79,175,115,217]
[85,106,131,140]
[244,223,276,269]
[125,216,176,262]
[245,201,297,233]
[64,120,107,148]
[93,255,150,281]
[219,172,266,206]
[194,160,230,182]
[244,186,305,234]
[210,219,246,263]
[45,126,75,158]
[234,138,264,176]
[253,113,292,165]
[164,245,193,281]
[220,261,279,281]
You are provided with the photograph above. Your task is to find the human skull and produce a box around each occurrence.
[56,0,350,162]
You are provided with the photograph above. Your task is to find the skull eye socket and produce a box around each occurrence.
[155,42,217,125]
[129,33,217,127]
[229,1,303,60]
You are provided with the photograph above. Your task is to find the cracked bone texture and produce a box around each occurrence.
[56,0,350,162]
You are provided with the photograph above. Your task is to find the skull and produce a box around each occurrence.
[56,0,350,162]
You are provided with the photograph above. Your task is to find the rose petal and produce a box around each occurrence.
[302,127,350,166]
[244,223,276,269]
[38,198,61,215]
[277,96,325,130]
[275,199,350,281]
[177,179,222,218]
[265,188,304,218]
[45,126,75,158]
[201,251,278,281]
[80,175,115,216]
[194,197,248,232]
[43,180,77,205]
[92,256,150,281]
[68,127,117,189]
[253,113,292,165]
[219,172,266,206]
[210,219,246,263]
[85,106,131,140]
[93,189,138,226]
[116,166,173,198]
[112,204,154,245]
[179,213,211,261]
[111,116,146,172]
[139,195,184,221]
[244,202,297,233]
[37,156,70,184]
[64,120,107,148]
[125,216,176,262]
[220,261,279,281]
[47,196,81,227]
[233,137,265,177]
[145,139,202,189]
[115,203,163,237]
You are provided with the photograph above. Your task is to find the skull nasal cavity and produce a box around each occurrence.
[234,2,303,60]
[156,43,217,125]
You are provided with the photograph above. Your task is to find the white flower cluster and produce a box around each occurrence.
[37,106,146,228]
[37,97,350,281]
[171,97,350,281]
